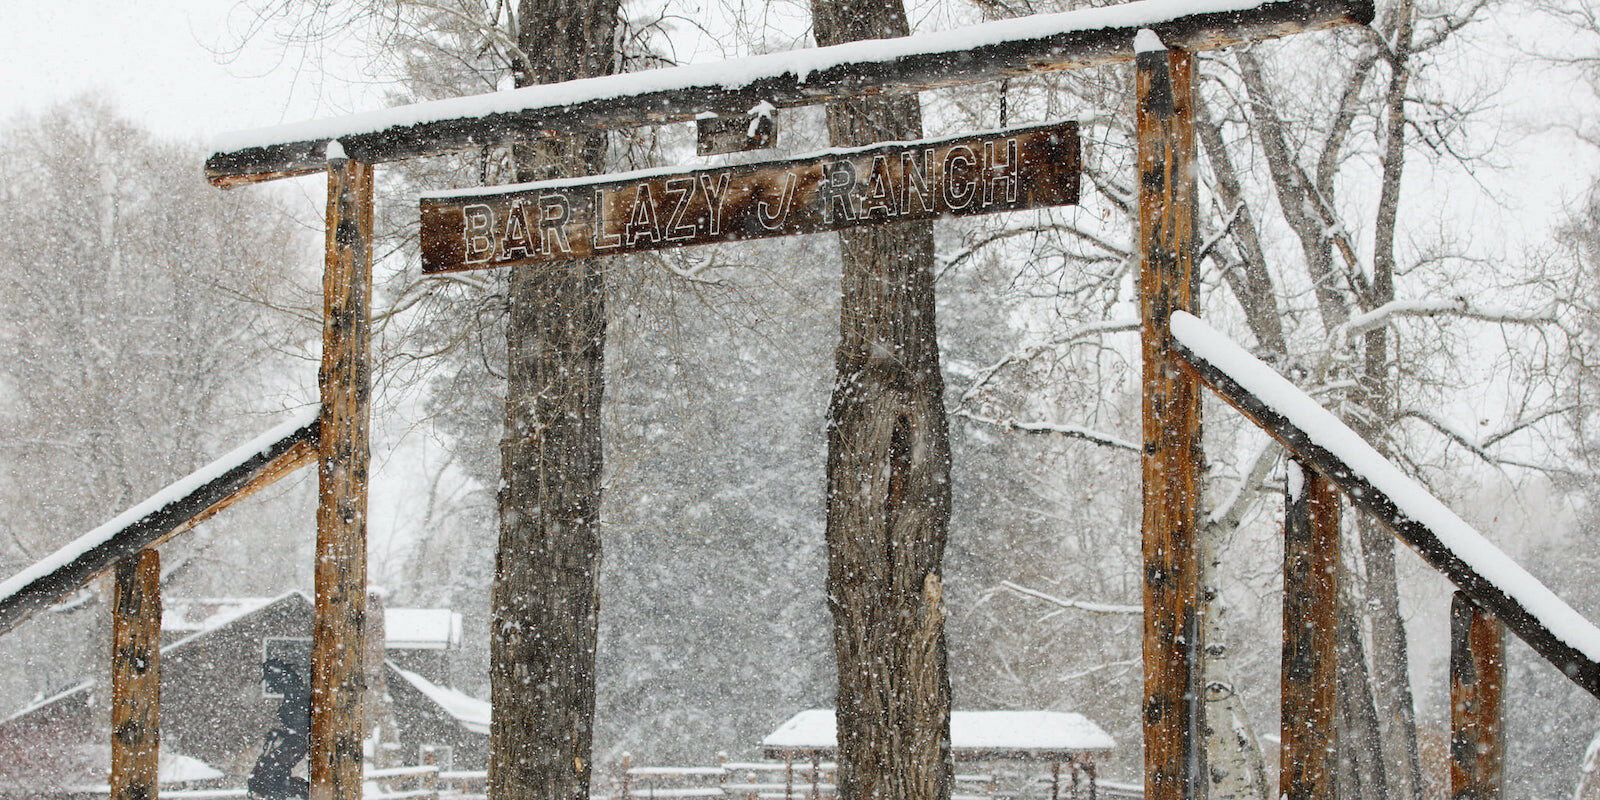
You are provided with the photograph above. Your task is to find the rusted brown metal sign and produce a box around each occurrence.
[419,120,1079,272]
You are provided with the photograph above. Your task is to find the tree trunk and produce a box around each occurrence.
[1354,2,1425,798]
[489,1,619,797]
[810,1,953,798]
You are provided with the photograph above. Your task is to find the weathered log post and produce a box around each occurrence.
[1281,461,1339,800]
[1451,592,1505,800]
[110,548,161,800]
[311,146,373,800]
[1135,29,1203,800]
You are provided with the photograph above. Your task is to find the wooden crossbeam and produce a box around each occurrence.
[205,0,1373,187]
[0,412,319,637]
[1167,311,1600,699]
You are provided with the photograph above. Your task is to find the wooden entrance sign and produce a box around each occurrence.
[419,120,1079,272]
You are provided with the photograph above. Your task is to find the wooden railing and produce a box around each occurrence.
[1165,309,1600,799]
[610,756,1091,800]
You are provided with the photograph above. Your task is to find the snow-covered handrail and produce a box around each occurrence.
[1167,311,1600,698]
[205,0,1372,187]
[0,409,320,637]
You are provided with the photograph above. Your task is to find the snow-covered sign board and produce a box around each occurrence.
[418,121,1079,273]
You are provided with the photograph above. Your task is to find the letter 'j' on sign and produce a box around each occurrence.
[419,120,1079,273]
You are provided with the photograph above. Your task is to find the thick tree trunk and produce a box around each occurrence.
[810,1,953,798]
[489,1,619,798]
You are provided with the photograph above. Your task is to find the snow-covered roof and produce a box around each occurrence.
[386,608,463,650]
[163,596,281,634]
[1,679,93,726]
[387,661,490,735]
[62,747,224,791]
[158,590,311,653]
[762,710,1114,756]
[2,590,311,725]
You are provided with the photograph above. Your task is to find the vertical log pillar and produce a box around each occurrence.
[1281,461,1339,800]
[110,548,161,800]
[1451,592,1505,800]
[312,150,373,800]
[1136,32,1203,800]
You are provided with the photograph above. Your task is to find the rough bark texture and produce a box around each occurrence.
[811,0,954,798]
[312,157,374,800]
[1450,593,1504,800]
[1281,463,1339,800]
[488,0,619,797]
[110,549,160,800]
[1137,44,1205,800]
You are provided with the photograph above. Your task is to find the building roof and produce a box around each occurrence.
[386,661,489,736]
[163,596,289,634]
[761,710,1115,760]
[385,608,463,650]
[3,591,311,725]
[63,747,225,791]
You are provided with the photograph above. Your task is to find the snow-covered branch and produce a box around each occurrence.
[1049,317,1140,346]
[1395,405,1575,468]
[954,409,1140,453]
[999,580,1142,615]
[1344,296,1555,337]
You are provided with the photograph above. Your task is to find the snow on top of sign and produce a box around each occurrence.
[386,608,464,650]
[419,119,1076,200]
[1169,310,1600,663]
[215,0,1276,155]
[389,662,491,735]
[762,710,1115,752]
[1134,28,1167,52]
[0,407,319,608]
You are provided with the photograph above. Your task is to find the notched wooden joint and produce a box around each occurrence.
[695,104,778,155]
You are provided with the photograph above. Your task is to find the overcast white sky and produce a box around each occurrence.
[0,0,386,143]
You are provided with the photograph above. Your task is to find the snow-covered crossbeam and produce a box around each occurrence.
[1168,311,1600,698]
[205,0,1372,188]
[0,409,320,637]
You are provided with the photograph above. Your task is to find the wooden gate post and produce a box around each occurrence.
[312,147,373,800]
[110,548,161,800]
[1451,592,1505,800]
[1281,461,1339,800]
[1136,31,1203,800]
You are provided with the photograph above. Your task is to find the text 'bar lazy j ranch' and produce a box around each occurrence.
[420,120,1080,272]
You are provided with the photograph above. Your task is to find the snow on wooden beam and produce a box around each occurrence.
[205,0,1373,188]
[1167,311,1600,699]
[0,409,320,637]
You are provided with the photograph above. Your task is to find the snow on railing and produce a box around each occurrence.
[0,408,320,637]
[1167,310,1600,698]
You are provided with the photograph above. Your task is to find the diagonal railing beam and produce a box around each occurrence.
[205,0,1373,187]
[1168,310,1600,699]
[0,409,320,637]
